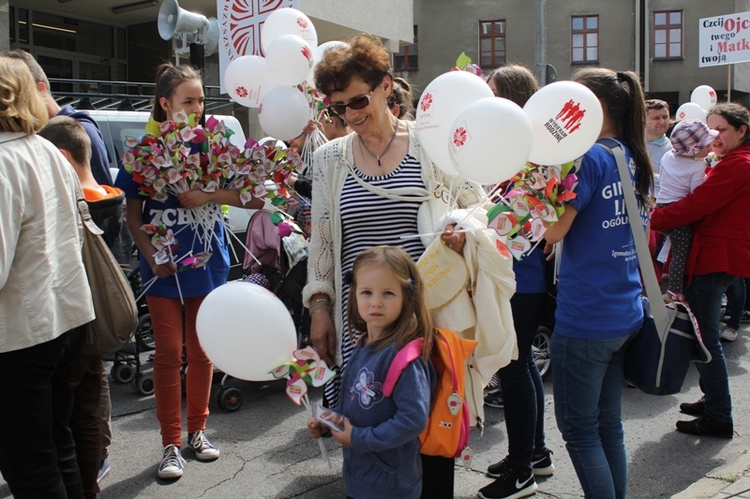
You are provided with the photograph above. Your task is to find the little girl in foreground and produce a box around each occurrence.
[307,246,435,499]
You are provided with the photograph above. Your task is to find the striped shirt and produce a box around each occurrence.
[325,154,428,405]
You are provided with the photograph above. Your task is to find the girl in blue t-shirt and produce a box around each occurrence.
[543,69,653,499]
[307,246,435,499]
[116,63,266,481]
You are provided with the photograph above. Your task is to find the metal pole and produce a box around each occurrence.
[728,64,732,102]
[536,0,547,84]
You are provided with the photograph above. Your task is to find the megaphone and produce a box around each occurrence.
[204,17,220,56]
[158,0,208,40]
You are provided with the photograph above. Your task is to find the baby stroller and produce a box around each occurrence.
[108,267,156,396]
[214,209,310,412]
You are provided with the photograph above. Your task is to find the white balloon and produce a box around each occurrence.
[689,85,718,111]
[258,86,310,141]
[416,71,494,176]
[196,282,297,381]
[306,41,349,88]
[261,7,318,54]
[523,81,603,165]
[224,55,280,108]
[265,34,314,86]
[448,97,533,184]
[675,102,707,123]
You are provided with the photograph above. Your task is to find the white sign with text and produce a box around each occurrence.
[699,11,750,67]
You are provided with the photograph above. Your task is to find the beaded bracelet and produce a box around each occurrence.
[310,308,331,315]
[310,298,331,307]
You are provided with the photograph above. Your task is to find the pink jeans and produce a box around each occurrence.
[147,296,212,447]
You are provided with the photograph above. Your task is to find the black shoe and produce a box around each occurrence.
[676,415,733,439]
[479,461,537,499]
[531,449,554,477]
[484,391,504,409]
[679,397,705,416]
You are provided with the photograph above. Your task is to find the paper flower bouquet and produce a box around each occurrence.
[487,161,578,260]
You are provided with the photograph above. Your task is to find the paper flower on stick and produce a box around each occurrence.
[487,161,579,260]
[269,346,335,406]
[451,52,483,76]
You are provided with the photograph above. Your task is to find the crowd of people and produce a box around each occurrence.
[2,31,750,499]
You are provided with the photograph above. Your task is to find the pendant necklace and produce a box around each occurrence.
[359,123,398,167]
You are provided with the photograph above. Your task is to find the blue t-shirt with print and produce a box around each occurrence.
[554,141,646,339]
[116,167,230,298]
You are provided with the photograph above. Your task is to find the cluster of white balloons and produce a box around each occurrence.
[675,85,718,123]
[416,72,603,185]
[223,8,348,141]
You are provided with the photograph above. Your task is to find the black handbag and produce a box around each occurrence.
[598,140,710,395]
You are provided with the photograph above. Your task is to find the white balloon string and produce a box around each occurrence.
[303,393,331,468]
[168,246,184,305]
[399,226,493,240]
[134,251,194,303]
[223,220,261,267]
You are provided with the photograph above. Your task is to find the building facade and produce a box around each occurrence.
[402,0,750,111]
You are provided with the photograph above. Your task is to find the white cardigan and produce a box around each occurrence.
[0,133,95,353]
[302,121,485,365]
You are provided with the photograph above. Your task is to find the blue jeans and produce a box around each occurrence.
[725,277,748,331]
[499,292,548,471]
[551,331,636,499]
[685,272,735,422]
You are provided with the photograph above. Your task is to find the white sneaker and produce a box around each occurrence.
[720,326,738,342]
[157,444,186,479]
[188,430,220,461]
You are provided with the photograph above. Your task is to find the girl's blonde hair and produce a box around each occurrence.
[0,57,48,134]
[346,246,434,360]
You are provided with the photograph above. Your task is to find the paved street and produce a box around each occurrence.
[2,323,748,498]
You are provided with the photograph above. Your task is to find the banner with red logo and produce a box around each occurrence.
[217,0,298,92]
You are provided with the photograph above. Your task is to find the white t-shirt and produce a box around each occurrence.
[655,150,707,204]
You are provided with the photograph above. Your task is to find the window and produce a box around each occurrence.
[479,20,506,67]
[571,15,598,63]
[394,25,418,71]
[654,10,682,59]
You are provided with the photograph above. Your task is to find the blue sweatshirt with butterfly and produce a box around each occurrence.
[335,340,432,499]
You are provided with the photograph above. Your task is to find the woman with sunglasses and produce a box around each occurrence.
[302,33,484,498]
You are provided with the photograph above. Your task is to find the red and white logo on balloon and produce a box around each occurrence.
[709,90,716,99]
[420,93,433,113]
[296,16,308,28]
[301,44,313,63]
[258,103,264,115]
[678,111,686,119]
[555,100,586,134]
[235,85,249,99]
[452,126,468,148]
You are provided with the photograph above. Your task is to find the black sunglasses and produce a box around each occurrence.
[329,92,373,116]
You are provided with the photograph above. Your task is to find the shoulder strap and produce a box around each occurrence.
[596,140,670,333]
[383,338,424,397]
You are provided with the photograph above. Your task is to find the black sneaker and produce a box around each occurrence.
[676,415,733,439]
[478,461,537,499]
[741,310,750,323]
[679,398,705,416]
[531,449,554,476]
[484,391,504,409]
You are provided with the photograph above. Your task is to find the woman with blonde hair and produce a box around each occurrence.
[0,56,95,498]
